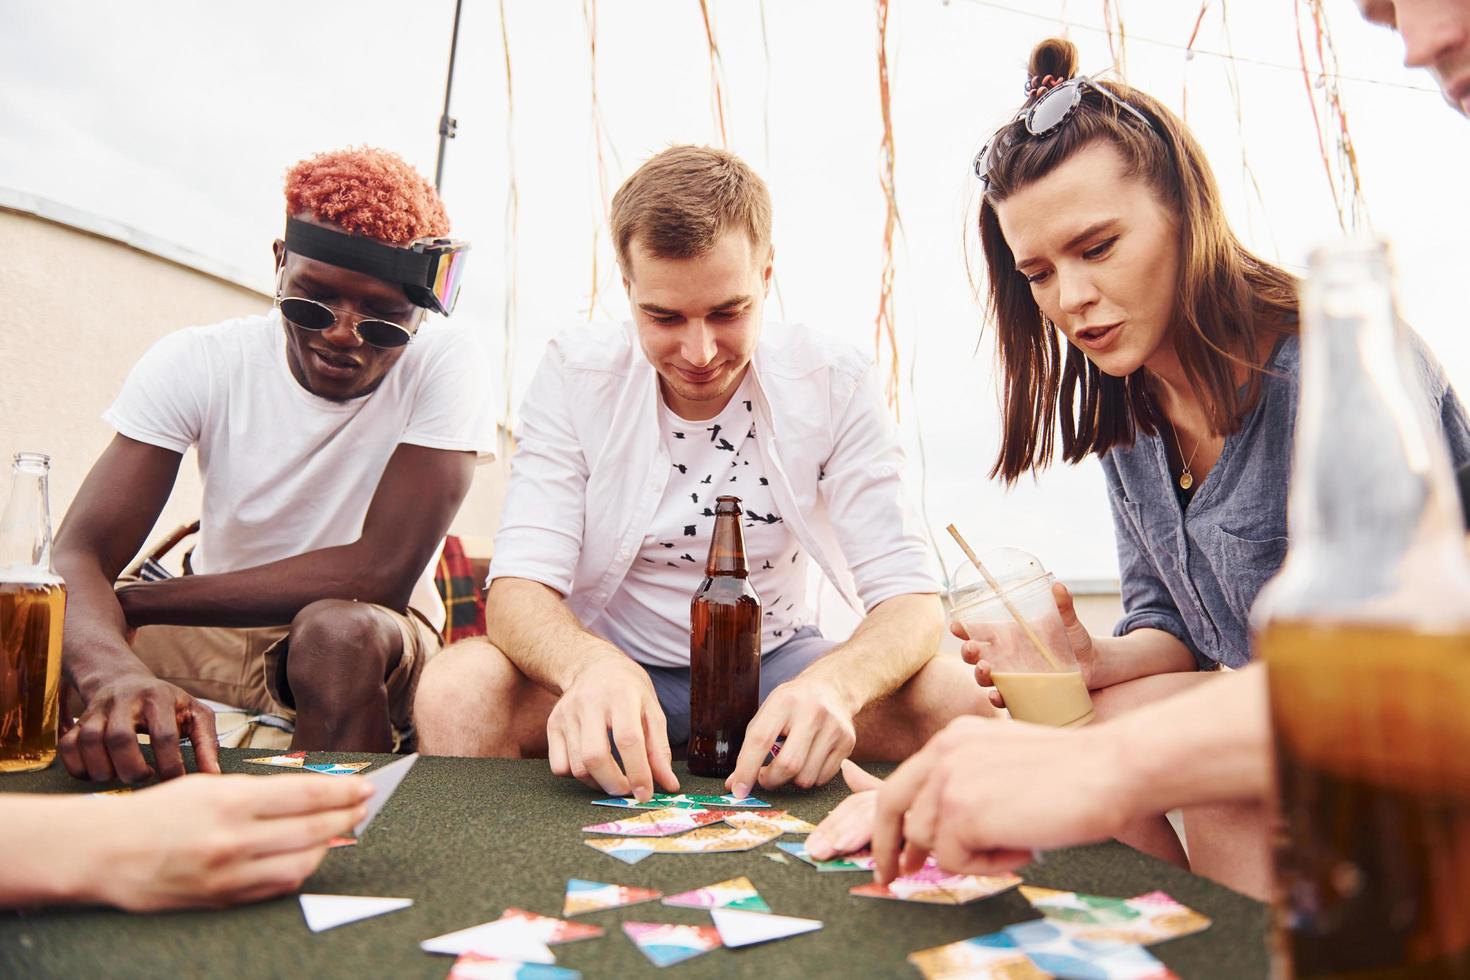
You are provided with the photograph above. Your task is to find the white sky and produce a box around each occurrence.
[3,0,1466,586]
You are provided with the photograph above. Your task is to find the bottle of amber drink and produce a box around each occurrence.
[688,495,761,778]
[1252,241,1470,976]
[1,452,67,773]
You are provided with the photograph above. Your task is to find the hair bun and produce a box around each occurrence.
[1026,37,1078,92]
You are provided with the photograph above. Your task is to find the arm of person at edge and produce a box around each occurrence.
[806,665,1270,874]
[0,774,370,911]
[724,362,945,799]
[482,346,678,803]
[53,435,473,783]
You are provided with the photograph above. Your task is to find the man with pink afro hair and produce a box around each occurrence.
[53,147,496,783]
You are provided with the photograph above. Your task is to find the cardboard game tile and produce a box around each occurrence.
[723,809,816,835]
[419,919,555,962]
[1004,919,1180,979]
[585,822,783,865]
[851,866,1022,906]
[582,807,725,837]
[776,841,876,872]
[1019,887,1212,945]
[299,894,413,932]
[353,753,418,838]
[447,952,582,979]
[590,792,770,809]
[622,922,723,967]
[907,931,1050,980]
[710,908,822,948]
[663,876,771,913]
[562,879,663,917]
[245,751,371,775]
[496,908,604,945]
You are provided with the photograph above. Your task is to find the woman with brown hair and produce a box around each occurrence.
[809,36,1470,896]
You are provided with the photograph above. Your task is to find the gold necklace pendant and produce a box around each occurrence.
[1179,469,1194,491]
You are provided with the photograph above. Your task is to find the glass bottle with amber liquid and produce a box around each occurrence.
[688,495,761,778]
[1252,241,1470,977]
[1,452,67,773]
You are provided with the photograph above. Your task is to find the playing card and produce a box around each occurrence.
[776,841,876,871]
[496,908,605,944]
[584,821,782,863]
[907,931,1049,980]
[1004,919,1180,979]
[622,922,723,967]
[590,792,770,809]
[245,751,371,775]
[581,807,725,837]
[851,865,1022,906]
[353,752,417,838]
[710,908,821,948]
[299,894,412,932]
[663,876,771,913]
[447,953,581,980]
[562,879,662,916]
[723,809,815,834]
[1019,887,1212,945]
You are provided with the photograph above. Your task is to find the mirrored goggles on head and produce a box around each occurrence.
[972,75,1158,188]
[275,294,415,349]
[283,218,471,317]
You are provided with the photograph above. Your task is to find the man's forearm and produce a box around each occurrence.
[1108,665,1272,814]
[485,578,628,694]
[1092,628,1197,688]
[54,551,155,697]
[796,593,943,714]
[117,542,419,630]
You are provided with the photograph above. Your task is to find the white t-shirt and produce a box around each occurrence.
[592,376,809,667]
[104,310,498,631]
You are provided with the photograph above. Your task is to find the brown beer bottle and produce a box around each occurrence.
[688,495,761,778]
[1253,242,1470,976]
[0,452,67,773]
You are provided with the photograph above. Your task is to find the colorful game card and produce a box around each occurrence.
[776,841,877,872]
[245,751,371,775]
[908,931,1049,980]
[723,809,816,834]
[299,894,413,932]
[663,876,771,913]
[561,879,663,917]
[1004,919,1180,979]
[585,821,784,865]
[447,953,582,980]
[710,908,822,948]
[590,792,770,809]
[419,919,555,963]
[851,865,1022,906]
[1019,887,1212,946]
[496,908,605,945]
[622,922,723,967]
[581,807,726,837]
[326,836,358,849]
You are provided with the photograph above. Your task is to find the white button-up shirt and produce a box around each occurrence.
[489,319,938,637]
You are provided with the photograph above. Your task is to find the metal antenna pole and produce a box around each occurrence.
[434,0,465,191]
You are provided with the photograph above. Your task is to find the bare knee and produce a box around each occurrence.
[854,656,996,761]
[415,637,548,757]
[286,600,398,710]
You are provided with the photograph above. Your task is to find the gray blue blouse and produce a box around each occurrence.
[1102,333,1470,669]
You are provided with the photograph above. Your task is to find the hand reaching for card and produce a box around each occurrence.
[723,675,856,799]
[546,653,680,802]
[806,760,883,859]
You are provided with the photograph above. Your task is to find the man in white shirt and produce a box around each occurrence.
[415,146,994,801]
[53,147,497,783]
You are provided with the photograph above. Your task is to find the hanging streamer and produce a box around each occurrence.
[1101,0,1128,74]
[498,0,519,444]
[697,0,731,147]
[584,0,619,320]
[1294,0,1369,231]
[875,0,902,419]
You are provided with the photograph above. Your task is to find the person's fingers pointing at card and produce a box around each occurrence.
[724,675,856,799]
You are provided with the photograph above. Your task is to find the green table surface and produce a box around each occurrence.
[0,749,1269,978]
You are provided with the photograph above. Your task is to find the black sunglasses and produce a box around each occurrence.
[973,76,1160,188]
[276,296,415,350]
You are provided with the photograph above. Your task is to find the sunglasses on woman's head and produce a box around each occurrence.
[973,76,1160,188]
[275,296,415,350]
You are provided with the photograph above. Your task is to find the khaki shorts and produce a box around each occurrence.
[129,604,441,746]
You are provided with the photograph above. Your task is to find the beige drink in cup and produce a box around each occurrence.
[946,548,1094,728]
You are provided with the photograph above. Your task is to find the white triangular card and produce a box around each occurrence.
[299,894,413,932]
[711,907,822,948]
[354,753,419,838]
[419,918,556,963]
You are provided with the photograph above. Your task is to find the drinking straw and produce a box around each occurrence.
[945,524,1064,671]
